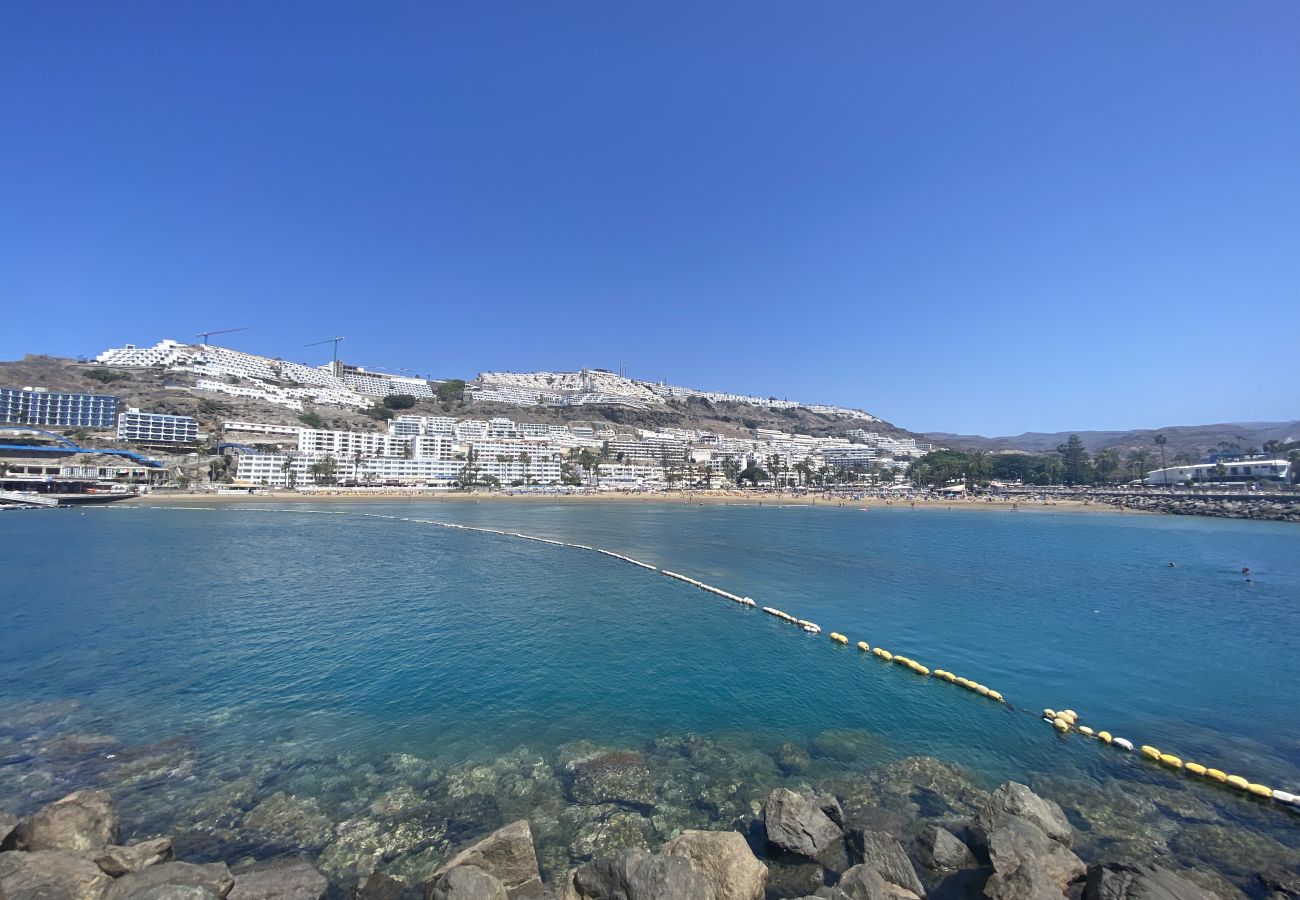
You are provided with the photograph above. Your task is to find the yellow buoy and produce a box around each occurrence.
[1043,709,1056,719]
[956,677,972,687]
[1206,768,1227,782]
[988,690,1003,702]
[1052,717,1070,731]
[879,650,893,661]
[1097,731,1112,743]
[1159,754,1183,769]
[915,665,930,676]
[1226,775,1249,790]
[944,672,958,682]
[1078,726,1095,736]
[1140,746,1161,760]
[1185,763,1207,776]
[975,685,990,696]
[1248,783,1273,798]
[857,641,869,651]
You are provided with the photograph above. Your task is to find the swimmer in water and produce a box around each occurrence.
[1168,562,1176,567]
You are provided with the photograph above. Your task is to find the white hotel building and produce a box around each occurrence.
[117,409,200,443]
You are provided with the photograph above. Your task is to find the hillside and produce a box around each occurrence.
[0,355,905,442]
[922,421,1300,457]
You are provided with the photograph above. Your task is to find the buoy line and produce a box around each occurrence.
[133,504,1300,810]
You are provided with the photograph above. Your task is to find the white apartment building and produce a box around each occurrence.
[95,339,191,368]
[606,436,688,463]
[297,428,409,458]
[223,421,303,437]
[596,463,666,490]
[467,441,563,484]
[235,453,358,487]
[117,409,199,443]
[389,415,457,437]
[339,371,435,399]
[819,446,878,469]
[413,435,456,460]
[454,420,490,441]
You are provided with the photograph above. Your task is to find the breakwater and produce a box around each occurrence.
[997,487,1300,522]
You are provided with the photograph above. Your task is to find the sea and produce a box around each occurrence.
[2,500,1297,890]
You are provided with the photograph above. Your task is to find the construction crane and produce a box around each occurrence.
[196,327,248,345]
[305,336,346,364]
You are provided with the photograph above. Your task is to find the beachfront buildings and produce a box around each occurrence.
[116,409,200,444]
[1143,459,1292,486]
[1,387,120,429]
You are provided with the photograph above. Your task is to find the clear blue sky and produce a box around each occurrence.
[3,3,1297,435]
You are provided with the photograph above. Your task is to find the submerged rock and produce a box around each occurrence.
[763,788,844,860]
[660,829,767,900]
[95,838,176,876]
[566,752,655,811]
[560,804,651,861]
[0,849,112,900]
[1169,824,1300,879]
[239,793,333,851]
[1083,862,1220,899]
[16,789,119,853]
[227,862,328,900]
[428,820,543,899]
[1,810,17,850]
[317,816,448,880]
[354,871,407,900]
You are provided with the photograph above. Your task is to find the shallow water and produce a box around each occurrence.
[2,501,1297,890]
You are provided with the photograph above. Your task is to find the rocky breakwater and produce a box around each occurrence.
[1105,493,1300,522]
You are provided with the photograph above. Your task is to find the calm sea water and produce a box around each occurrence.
[2,500,1298,874]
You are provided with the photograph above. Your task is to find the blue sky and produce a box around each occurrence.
[3,3,1297,435]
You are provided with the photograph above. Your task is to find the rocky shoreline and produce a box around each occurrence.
[2,779,1272,900]
[1101,494,1300,522]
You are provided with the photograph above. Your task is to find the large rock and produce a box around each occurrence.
[104,862,235,900]
[355,872,406,900]
[661,830,767,900]
[227,863,328,900]
[1083,863,1220,900]
[1,811,18,850]
[975,784,1072,848]
[848,831,925,897]
[915,826,975,871]
[0,850,112,900]
[983,861,1068,900]
[985,818,1084,892]
[567,752,655,810]
[833,864,922,900]
[428,821,542,900]
[94,839,175,877]
[566,848,710,900]
[763,789,844,860]
[17,790,120,853]
[430,867,507,900]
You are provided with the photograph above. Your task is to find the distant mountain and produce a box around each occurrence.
[921,421,1300,457]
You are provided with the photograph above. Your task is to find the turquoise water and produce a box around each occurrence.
[2,501,1298,885]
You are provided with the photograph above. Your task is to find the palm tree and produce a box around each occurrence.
[1095,448,1121,482]
[1153,434,1168,486]
[1127,449,1152,481]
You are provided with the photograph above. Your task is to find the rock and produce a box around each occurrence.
[1083,863,1220,900]
[1,811,18,850]
[103,862,235,900]
[567,753,655,810]
[775,743,812,776]
[430,867,507,900]
[560,804,651,862]
[1257,868,1300,898]
[834,864,922,900]
[16,790,120,853]
[0,850,112,900]
[976,784,1072,848]
[985,818,1083,891]
[816,796,845,830]
[94,839,175,877]
[661,830,767,900]
[1169,824,1300,879]
[763,789,844,860]
[227,863,327,900]
[354,872,406,900]
[847,831,925,897]
[240,794,333,851]
[915,826,975,871]
[566,848,710,900]
[983,861,1067,900]
[428,821,542,900]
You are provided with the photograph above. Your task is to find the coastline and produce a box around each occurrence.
[120,490,1140,514]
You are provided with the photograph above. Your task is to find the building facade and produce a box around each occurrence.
[1,387,120,428]
[117,409,200,443]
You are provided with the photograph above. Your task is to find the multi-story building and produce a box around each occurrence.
[1,387,120,429]
[605,436,688,463]
[819,446,878,469]
[467,441,563,484]
[117,409,199,444]
[297,428,409,459]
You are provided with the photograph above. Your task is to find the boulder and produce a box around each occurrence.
[983,861,1068,900]
[975,784,1071,848]
[915,826,975,871]
[227,863,327,900]
[1,811,18,850]
[16,791,119,853]
[430,867,506,900]
[816,796,845,830]
[834,864,922,900]
[354,872,406,900]
[0,850,112,900]
[661,830,767,900]
[103,862,235,900]
[566,848,710,900]
[1083,863,1220,900]
[763,789,844,860]
[985,818,1083,892]
[567,752,655,810]
[847,831,925,897]
[94,839,175,877]
[427,820,542,900]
